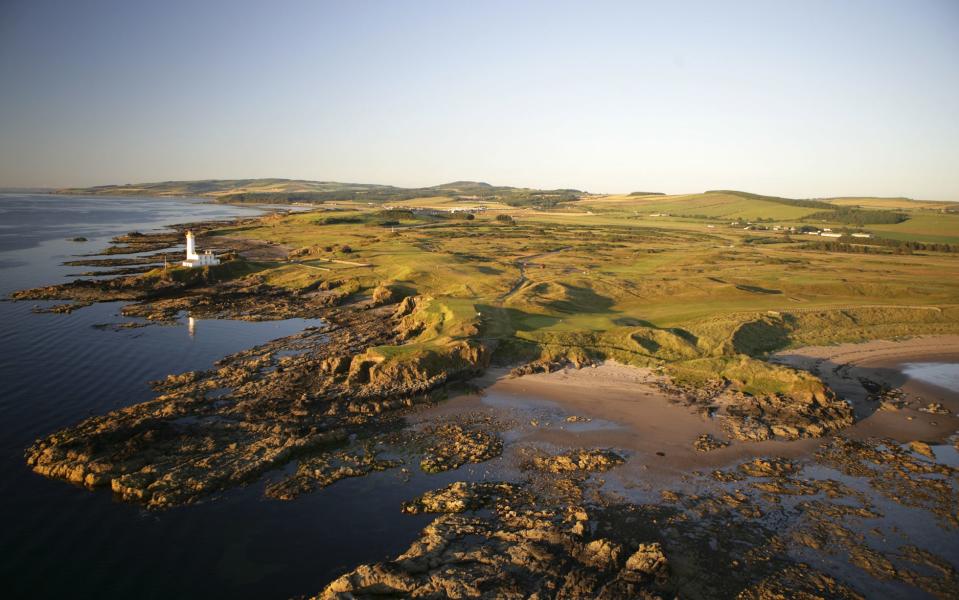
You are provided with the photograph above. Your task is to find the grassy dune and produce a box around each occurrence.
[206,191,959,397]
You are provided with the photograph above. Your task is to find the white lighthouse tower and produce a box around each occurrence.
[181,230,220,268]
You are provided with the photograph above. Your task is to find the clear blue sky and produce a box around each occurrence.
[1,0,957,199]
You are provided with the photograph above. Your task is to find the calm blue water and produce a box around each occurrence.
[0,195,437,599]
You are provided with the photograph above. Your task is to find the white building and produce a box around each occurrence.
[181,230,220,268]
[820,232,843,238]
[851,233,872,238]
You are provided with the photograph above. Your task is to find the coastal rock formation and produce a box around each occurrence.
[737,457,799,478]
[419,422,503,474]
[717,388,854,442]
[525,448,626,473]
[25,300,490,508]
[401,481,517,514]
[624,543,669,585]
[31,302,92,314]
[909,440,936,460]
[737,565,864,600]
[265,447,402,501]
[815,436,959,526]
[919,402,951,415]
[317,480,673,600]
[693,433,729,452]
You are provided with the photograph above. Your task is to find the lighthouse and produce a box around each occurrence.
[181,230,220,268]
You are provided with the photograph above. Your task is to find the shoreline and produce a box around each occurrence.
[774,335,959,443]
[421,336,959,490]
[7,193,959,598]
[319,337,959,599]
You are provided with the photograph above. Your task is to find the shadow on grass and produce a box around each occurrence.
[736,284,783,295]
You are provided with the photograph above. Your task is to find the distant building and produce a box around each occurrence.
[181,231,220,268]
[851,233,872,238]
[820,232,843,238]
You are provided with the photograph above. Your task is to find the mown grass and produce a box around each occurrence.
[210,191,959,397]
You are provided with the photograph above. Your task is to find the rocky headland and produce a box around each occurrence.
[12,216,959,599]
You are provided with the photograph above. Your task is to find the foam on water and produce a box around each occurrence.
[900,362,959,393]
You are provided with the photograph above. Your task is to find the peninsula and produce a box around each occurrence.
[13,181,959,599]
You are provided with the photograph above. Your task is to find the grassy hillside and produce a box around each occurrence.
[824,196,953,210]
[58,179,957,227]
[581,191,823,221]
[57,179,584,208]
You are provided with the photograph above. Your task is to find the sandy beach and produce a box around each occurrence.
[421,335,959,492]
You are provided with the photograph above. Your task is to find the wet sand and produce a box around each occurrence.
[426,336,959,491]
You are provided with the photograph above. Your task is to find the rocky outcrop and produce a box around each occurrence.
[918,402,951,415]
[510,356,594,378]
[370,283,397,306]
[909,440,936,460]
[316,480,673,600]
[693,433,729,452]
[265,447,402,501]
[737,565,864,600]
[737,457,799,478]
[717,388,854,442]
[419,422,503,474]
[624,543,669,586]
[401,481,516,514]
[526,448,626,473]
[816,436,958,527]
[24,301,491,508]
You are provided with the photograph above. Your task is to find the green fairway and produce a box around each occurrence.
[205,187,958,397]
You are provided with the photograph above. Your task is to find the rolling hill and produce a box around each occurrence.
[56,179,584,208]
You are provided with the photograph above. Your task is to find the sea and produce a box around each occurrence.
[0,194,446,599]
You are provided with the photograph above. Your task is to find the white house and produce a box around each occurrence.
[181,230,220,268]
[820,232,843,238]
[851,233,872,239]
